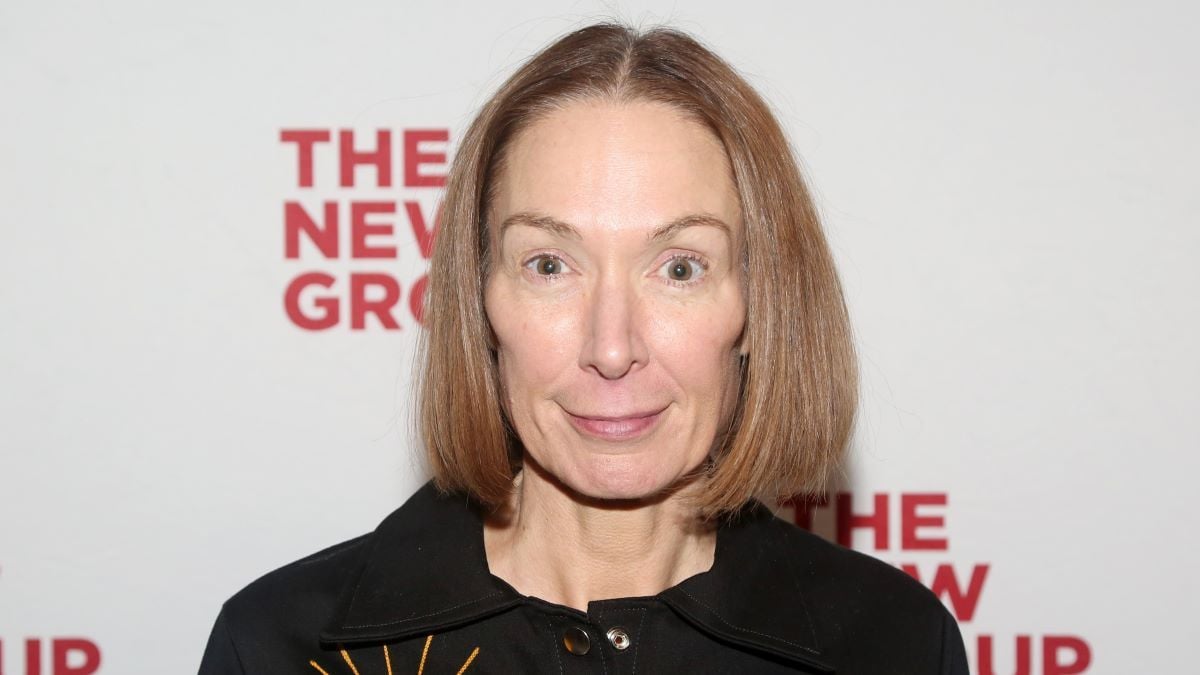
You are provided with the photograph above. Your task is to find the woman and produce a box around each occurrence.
[201,22,968,674]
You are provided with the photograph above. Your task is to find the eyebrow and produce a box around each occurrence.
[498,211,732,243]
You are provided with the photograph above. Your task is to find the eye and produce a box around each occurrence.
[660,255,707,284]
[524,254,571,278]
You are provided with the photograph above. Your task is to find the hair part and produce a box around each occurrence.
[417,21,858,518]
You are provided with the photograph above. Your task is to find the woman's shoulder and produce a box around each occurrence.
[217,530,373,635]
[199,530,377,673]
[769,507,940,600]
[202,481,480,671]
[734,501,950,616]
[230,532,372,608]
[216,482,455,621]
[716,502,967,671]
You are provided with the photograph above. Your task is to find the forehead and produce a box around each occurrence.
[490,99,741,234]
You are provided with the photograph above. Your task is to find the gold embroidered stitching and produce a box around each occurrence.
[417,635,433,675]
[340,648,362,675]
[455,646,480,675]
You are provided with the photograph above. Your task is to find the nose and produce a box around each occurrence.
[579,273,649,379]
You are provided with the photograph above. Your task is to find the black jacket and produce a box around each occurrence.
[200,481,968,674]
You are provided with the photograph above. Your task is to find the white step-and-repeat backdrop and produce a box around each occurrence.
[2,2,1196,673]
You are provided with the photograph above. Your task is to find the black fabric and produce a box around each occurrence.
[199,481,968,674]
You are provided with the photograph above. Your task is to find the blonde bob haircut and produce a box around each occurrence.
[418,21,858,517]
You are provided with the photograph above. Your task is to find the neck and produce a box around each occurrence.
[482,458,716,612]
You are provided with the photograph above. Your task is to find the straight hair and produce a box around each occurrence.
[418,21,858,517]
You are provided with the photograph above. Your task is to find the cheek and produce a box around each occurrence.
[486,285,582,396]
[649,295,746,400]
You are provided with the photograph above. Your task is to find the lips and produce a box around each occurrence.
[564,407,667,441]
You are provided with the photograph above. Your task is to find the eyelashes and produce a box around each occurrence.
[525,254,569,278]
[521,253,572,281]
[521,252,711,287]
[660,254,706,284]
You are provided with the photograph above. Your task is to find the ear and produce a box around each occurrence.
[485,320,499,352]
[734,326,749,357]
[481,282,500,352]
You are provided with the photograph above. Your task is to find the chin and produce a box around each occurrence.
[563,453,697,503]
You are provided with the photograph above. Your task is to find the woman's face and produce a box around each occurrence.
[484,99,746,501]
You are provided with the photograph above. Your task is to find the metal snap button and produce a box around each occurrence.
[563,626,591,655]
[606,626,631,651]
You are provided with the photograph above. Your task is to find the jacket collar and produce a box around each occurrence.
[321,481,833,672]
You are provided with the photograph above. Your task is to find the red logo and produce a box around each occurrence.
[279,128,448,330]
[0,638,101,675]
